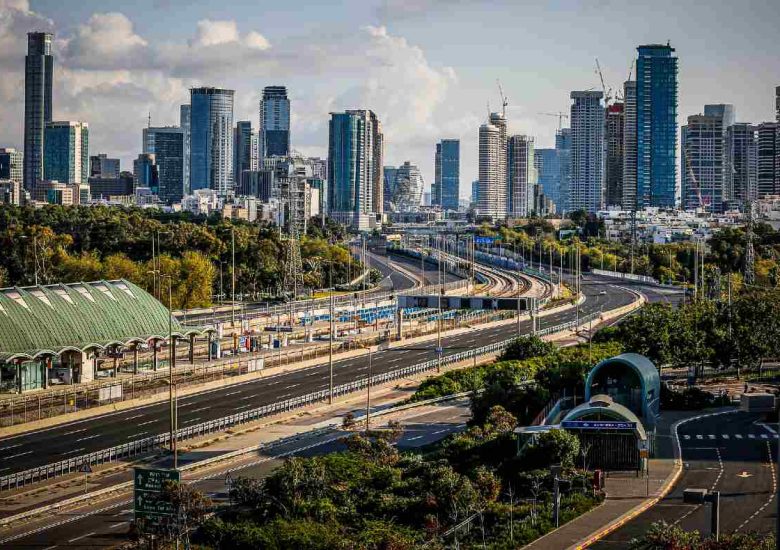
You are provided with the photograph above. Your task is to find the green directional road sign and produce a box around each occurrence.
[134,467,181,523]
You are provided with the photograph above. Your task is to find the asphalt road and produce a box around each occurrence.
[0,401,472,549]
[0,275,673,480]
[591,409,777,547]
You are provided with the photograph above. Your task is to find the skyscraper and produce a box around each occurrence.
[636,44,678,208]
[389,161,424,212]
[383,165,398,213]
[556,128,572,213]
[776,86,780,123]
[328,111,380,230]
[725,123,758,205]
[43,121,89,185]
[346,109,384,217]
[133,153,159,193]
[682,111,727,212]
[89,154,120,179]
[507,135,535,217]
[143,126,184,203]
[569,91,604,213]
[477,113,507,220]
[471,180,479,207]
[23,32,53,191]
[259,86,290,159]
[605,103,624,207]
[233,121,254,187]
[0,148,24,182]
[757,123,778,198]
[190,87,234,196]
[433,139,460,211]
[534,148,559,209]
[180,105,191,194]
[622,81,638,210]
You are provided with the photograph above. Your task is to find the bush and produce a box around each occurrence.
[500,335,556,361]
[522,429,580,471]
[660,384,732,410]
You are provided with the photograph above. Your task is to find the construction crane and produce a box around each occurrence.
[497,79,508,117]
[538,112,569,130]
[683,147,707,211]
[595,58,612,105]
[626,58,635,82]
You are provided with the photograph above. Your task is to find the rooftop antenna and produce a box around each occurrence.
[497,79,508,117]
[147,112,151,128]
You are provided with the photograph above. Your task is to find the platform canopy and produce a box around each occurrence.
[0,279,211,362]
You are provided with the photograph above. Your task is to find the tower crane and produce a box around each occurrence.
[595,58,612,105]
[538,112,569,130]
[496,79,508,117]
[683,146,708,211]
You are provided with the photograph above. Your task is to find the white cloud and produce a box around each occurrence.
[62,13,148,70]
[192,19,240,46]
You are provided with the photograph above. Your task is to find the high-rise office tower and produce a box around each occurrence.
[23,32,53,191]
[534,148,559,209]
[507,135,535,217]
[389,161,424,212]
[622,81,638,210]
[471,180,479,206]
[259,86,290,159]
[605,103,625,207]
[383,165,398,213]
[346,109,383,217]
[757,122,779,198]
[328,111,381,230]
[477,112,507,220]
[133,153,159,193]
[433,139,460,211]
[681,108,729,212]
[143,126,184,203]
[233,121,254,187]
[776,86,780,123]
[0,148,24,182]
[180,105,191,194]
[636,44,678,208]
[89,154,120,179]
[43,121,89,184]
[190,87,234,196]
[725,123,758,205]
[250,133,259,170]
[556,128,572,213]
[569,91,604,213]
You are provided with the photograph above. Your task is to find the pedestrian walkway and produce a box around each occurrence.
[681,432,777,440]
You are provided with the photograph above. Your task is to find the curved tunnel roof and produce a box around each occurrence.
[585,352,660,401]
[0,279,212,362]
[562,394,648,441]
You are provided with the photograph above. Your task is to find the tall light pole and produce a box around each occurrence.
[163,275,178,469]
[365,345,373,432]
[231,228,236,327]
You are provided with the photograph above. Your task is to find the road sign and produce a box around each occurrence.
[561,420,636,431]
[475,236,496,245]
[78,463,93,474]
[134,467,181,522]
[435,347,443,354]
[264,326,293,332]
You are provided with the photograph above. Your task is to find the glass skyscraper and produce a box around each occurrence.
[433,139,460,211]
[328,111,379,230]
[180,105,191,194]
[233,121,254,187]
[23,32,53,191]
[636,44,678,208]
[535,148,559,209]
[143,126,184,203]
[43,121,89,185]
[507,135,535,217]
[190,87,234,196]
[259,86,290,159]
[556,128,572,213]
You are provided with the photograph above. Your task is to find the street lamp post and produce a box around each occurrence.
[162,275,178,469]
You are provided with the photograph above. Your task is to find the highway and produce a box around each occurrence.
[0,401,473,549]
[0,274,671,480]
[590,409,777,546]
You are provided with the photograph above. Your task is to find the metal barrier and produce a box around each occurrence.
[0,309,601,492]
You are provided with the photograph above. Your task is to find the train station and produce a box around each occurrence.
[0,280,213,392]
[516,353,661,471]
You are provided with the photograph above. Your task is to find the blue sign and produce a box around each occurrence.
[561,420,636,431]
[475,236,496,245]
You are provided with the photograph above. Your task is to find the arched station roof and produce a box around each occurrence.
[585,353,660,400]
[0,279,212,362]
[561,394,648,441]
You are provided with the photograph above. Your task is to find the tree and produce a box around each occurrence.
[630,521,774,549]
[523,429,580,470]
[500,335,556,361]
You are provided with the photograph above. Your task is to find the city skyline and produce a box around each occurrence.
[1,1,778,199]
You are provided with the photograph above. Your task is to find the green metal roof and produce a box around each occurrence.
[0,279,208,362]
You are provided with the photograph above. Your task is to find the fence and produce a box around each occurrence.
[0,310,602,492]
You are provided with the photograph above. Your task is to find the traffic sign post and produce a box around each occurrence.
[134,467,181,525]
[78,463,92,494]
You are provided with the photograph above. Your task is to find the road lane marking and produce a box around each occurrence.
[407,436,423,441]
[68,532,95,543]
[240,394,258,400]
[63,428,87,436]
[138,419,157,427]
[761,434,769,439]
[63,448,85,456]
[127,432,147,439]
[708,434,715,439]
[109,522,127,529]
[683,435,690,440]
[735,442,777,533]
[0,443,22,452]
[696,435,703,440]
[433,429,448,435]
[721,434,729,439]
[124,414,144,421]
[184,417,201,424]
[735,434,743,439]
[75,434,100,442]
[189,406,209,413]
[2,450,33,460]
[749,434,756,439]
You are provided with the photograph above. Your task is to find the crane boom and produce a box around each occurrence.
[497,79,508,117]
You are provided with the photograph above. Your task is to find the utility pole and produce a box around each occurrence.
[329,264,334,405]
[166,276,178,469]
[365,346,373,432]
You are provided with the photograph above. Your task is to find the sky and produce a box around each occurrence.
[0,0,778,199]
